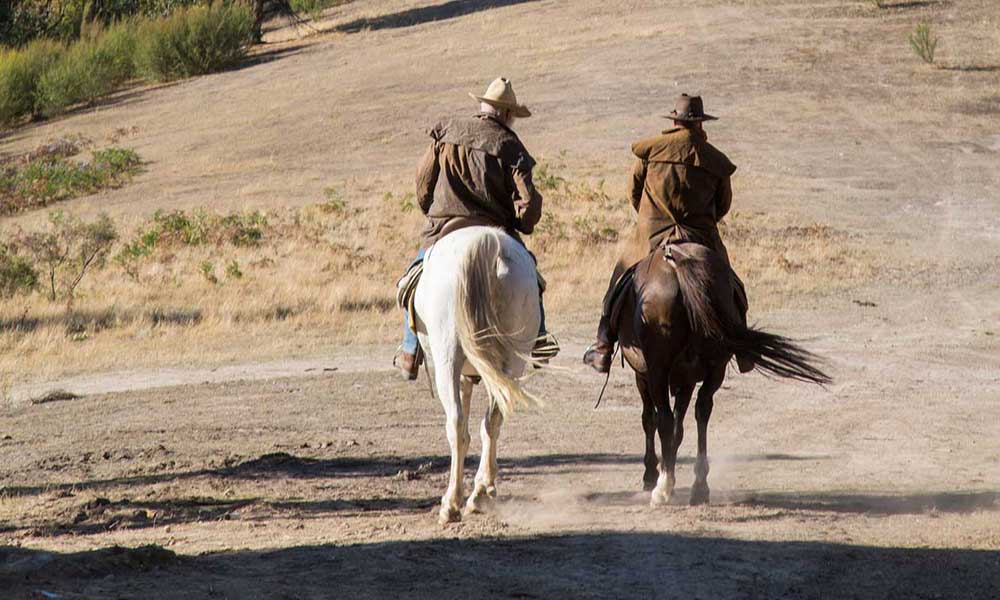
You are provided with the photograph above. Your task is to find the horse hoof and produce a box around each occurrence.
[464,493,496,516]
[650,489,671,508]
[438,506,462,525]
[690,486,710,506]
[643,479,657,492]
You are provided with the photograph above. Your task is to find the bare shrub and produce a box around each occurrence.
[16,211,118,302]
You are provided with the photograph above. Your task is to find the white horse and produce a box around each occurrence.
[413,226,540,524]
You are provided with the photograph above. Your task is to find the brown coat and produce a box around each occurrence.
[615,127,737,277]
[415,114,542,249]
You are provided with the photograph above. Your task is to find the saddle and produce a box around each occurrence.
[396,254,548,333]
[396,259,423,331]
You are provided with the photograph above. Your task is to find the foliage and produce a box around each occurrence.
[0,144,142,214]
[0,39,62,125]
[2,3,255,129]
[0,244,39,298]
[199,260,219,284]
[288,0,347,18]
[15,211,118,302]
[135,2,255,82]
[533,163,566,191]
[35,24,138,116]
[114,209,269,280]
[0,0,204,47]
[114,227,159,280]
[225,259,243,279]
[319,187,347,213]
[909,23,938,65]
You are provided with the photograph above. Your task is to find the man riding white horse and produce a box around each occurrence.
[394,77,558,380]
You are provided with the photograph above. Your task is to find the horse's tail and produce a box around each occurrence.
[454,230,539,418]
[671,250,831,386]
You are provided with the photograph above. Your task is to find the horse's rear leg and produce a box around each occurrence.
[466,399,503,515]
[437,362,473,524]
[691,363,725,506]
[636,373,658,491]
[648,370,675,506]
[651,381,694,507]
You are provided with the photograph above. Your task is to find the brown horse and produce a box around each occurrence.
[614,242,830,507]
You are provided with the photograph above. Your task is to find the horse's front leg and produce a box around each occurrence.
[438,368,473,524]
[636,373,658,491]
[466,396,503,515]
[691,363,725,506]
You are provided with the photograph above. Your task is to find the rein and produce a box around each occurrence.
[593,343,621,409]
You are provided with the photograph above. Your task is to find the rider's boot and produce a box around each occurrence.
[393,345,423,381]
[583,315,615,374]
[731,286,755,373]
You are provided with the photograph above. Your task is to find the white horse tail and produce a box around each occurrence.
[454,230,538,418]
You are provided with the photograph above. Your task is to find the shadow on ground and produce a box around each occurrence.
[738,490,999,515]
[334,0,540,34]
[2,532,998,599]
[2,450,830,497]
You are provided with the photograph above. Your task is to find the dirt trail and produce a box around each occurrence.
[1,303,998,597]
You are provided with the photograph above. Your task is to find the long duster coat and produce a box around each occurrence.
[612,126,737,283]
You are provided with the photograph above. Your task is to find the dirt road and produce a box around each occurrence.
[2,307,998,597]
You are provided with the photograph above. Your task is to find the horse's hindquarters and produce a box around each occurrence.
[416,227,540,380]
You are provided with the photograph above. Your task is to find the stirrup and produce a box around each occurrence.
[532,333,560,364]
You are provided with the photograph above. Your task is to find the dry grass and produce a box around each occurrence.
[0,164,877,384]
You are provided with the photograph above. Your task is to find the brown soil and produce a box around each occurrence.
[1,0,999,597]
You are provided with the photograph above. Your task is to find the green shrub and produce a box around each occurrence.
[92,147,143,174]
[93,23,139,85]
[225,259,243,280]
[153,209,211,245]
[0,39,63,125]
[222,211,267,246]
[136,2,255,81]
[114,227,159,280]
[1,146,142,214]
[1,0,204,47]
[0,244,39,298]
[35,24,139,116]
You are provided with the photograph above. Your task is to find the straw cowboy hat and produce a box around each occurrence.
[470,77,532,118]
[663,94,718,122]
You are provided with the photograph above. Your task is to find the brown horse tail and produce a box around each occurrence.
[670,249,831,386]
[726,330,831,385]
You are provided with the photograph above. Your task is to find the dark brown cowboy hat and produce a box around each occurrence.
[663,94,718,122]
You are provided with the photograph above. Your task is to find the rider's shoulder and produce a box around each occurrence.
[631,129,735,177]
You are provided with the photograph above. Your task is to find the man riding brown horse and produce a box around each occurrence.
[583,94,752,373]
[394,77,559,380]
